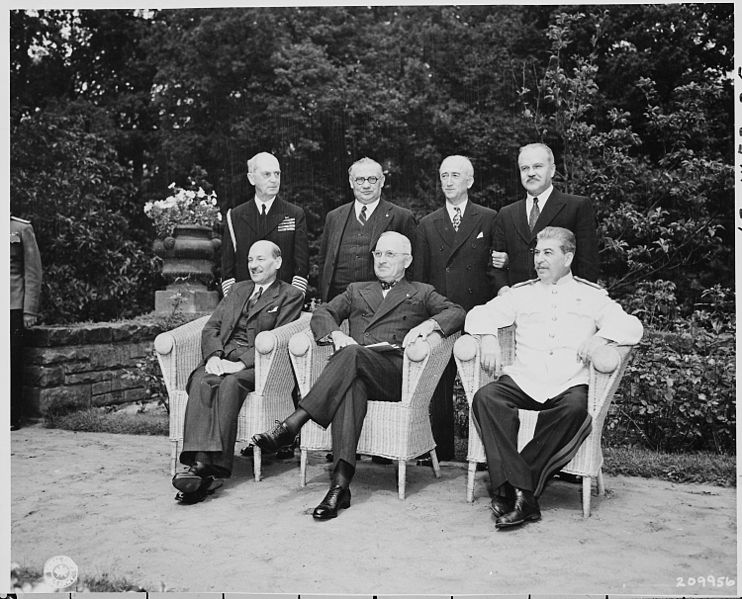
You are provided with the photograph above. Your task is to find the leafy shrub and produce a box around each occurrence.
[608,319,735,455]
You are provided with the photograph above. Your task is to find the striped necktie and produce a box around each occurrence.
[528,197,540,231]
[358,205,367,226]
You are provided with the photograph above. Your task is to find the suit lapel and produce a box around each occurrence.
[223,282,254,339]
[329,204,354,262]
[368,199,393,246]
[449,203,481,256]
[367,279,416,329]
[241,201,260,234]
[432,208,455,248]
[358,281,384,315]
[513,198,532,243]
[534,188,566,231]
[246,279,278,321]
[263,198,287,236]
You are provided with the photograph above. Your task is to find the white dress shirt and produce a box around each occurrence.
[525,185,553,218]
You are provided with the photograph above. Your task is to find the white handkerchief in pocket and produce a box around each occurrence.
[476,231,484,239]
[267,306,278,313]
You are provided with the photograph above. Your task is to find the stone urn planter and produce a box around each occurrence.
[153,224,222,313]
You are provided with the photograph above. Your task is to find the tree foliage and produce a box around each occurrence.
[10,5,734,320]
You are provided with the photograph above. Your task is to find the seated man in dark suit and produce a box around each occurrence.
[172,240,304,504]
[252,232,465,520]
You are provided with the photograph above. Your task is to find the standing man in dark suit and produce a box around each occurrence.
[10,215,43,431]
[413,155,498,461]
[222,152,309,297]
[172,240,304,504]
[252,232,465,520]
[318,156,417,303]
[491,143,599,294]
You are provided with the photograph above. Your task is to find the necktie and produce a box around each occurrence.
[528,197,540,231]
[452,206,462,232]
[249,286,263,310]
[380,279,397,291]
[261,203,267,217]
[358,205,367,226]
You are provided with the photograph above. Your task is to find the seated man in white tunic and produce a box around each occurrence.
[465,226,643,529]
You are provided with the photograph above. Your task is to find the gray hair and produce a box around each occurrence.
[518,143,555,165]
[377,231,412,255]
[440,155,474,177]
[348,157,383,178]
[537,226,576,255]
[247,152,279,173]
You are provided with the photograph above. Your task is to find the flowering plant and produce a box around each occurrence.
[144,182,221,238]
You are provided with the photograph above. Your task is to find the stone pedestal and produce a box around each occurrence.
[153,225,221,314]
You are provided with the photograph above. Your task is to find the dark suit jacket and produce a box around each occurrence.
[317,198,417,302]
[492,188,599,289]
[310,278,465,348]
[221,198,309,293]
[412,202,498,311]
[200,279,304,370]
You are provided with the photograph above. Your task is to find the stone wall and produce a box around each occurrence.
[23,320,170,415]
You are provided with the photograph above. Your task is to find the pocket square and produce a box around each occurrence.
[476,231,484,239]
[267,306,279,313]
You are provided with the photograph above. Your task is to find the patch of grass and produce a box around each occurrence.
[602,446,736,487]
[45,406,168,436]
[456,434,734,487]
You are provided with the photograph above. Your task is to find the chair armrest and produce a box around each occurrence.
[154,315,210,396]
[587,344,635,427]
[453,334,498,406]
[401,331,460,408]
[254,311,312,396]
[289,320,350,398]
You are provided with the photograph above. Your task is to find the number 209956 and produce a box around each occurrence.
[676,575,736,587]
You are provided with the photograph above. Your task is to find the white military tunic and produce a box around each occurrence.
[465,273,643,403]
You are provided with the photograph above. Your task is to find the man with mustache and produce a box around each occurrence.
[490,143,599,294]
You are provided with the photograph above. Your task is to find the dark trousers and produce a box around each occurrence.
[180,365,256,476]
[10,310,25,425]
[299,344,403,469]
[428,357,457,461]
[472,375,590,495]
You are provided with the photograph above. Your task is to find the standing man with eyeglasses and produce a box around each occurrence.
[490,143,599,295]
[317,157,417,303]
[222,151,309,298]
[412,155,499,461]
[252,232,465,520]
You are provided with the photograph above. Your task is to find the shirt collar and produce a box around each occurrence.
[446,199,468,221]
[527,185,553,206]
[538,271,574,288]
[255,196,276,213]
[355,198,380,219]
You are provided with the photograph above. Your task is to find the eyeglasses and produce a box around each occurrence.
[354,176,380,185]
[371,250,410,260]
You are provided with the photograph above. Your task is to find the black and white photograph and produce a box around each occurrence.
[4,1,738,596]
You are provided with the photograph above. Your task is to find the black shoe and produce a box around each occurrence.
[489,483,515,518]
[554,471,582,484]
[251,421,294,453]
[10,422,21,432]
[240,445,254,457]
[495,488,541,529]
[175,477,222,505]
[172,463,212,494]
[371,456,392,465]
[312,484,351,520]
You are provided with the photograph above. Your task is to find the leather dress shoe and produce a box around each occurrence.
[172,463,212,494]
[490,495,514,519]
[175,477,223,505]
[251,421,294,453]
[495,488,541,529]
[312,484,351,520]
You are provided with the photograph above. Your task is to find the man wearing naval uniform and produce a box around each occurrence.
[465,226,642,529]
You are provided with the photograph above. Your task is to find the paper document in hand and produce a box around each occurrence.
[364,342,402,352]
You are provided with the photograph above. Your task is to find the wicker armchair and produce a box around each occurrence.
[453,327,635,517]
[154,311,312,481]
[288,322,461,499]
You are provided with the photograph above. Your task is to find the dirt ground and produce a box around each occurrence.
[9,425,738,596]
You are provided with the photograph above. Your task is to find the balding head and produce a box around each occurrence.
[248,239,283,286]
